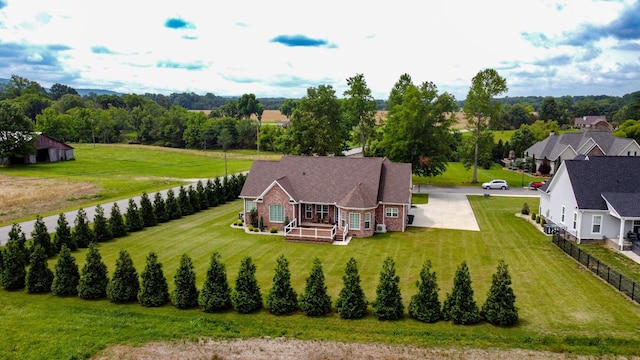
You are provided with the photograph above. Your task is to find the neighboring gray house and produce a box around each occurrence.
[524,130,640,174]
[539,156,640,250]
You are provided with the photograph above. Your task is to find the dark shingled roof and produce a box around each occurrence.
[240,156,412,207]
[565,156,640,214]
[525,130,637,161]
[601,193,640,217]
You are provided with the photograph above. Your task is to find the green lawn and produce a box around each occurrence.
[2,196,640,359]
[414,162,544,187]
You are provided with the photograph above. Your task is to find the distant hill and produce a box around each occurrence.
[0,78,121,97]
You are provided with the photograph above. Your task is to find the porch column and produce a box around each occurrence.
[619,218,626,251]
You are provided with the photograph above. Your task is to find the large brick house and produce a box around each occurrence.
[239,156,412,243]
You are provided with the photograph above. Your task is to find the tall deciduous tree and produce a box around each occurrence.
[31,215,53,257]
[380,79,457,177]
[73,208,94,248]
[52,245,80,296]
[335,257,368,319]
[442,261,480,325]
[53,213,74,253]
[372,257,404,320]
[266,255,298,315]
[108,202,127,238]
[172,254,199,309]
[199,252,232,312]
[93,204,112,243]
[463,69,508,183]
[231,256,262,314]
[481,260,518,326]
[77,243,109,300]
[408,260,442,323]
[107,250,140,303]
[289,85,348,156]
[299,258,332,316]
[510,125,537,158]
[0,100,35,160]
[343,73,377,155]
[26,244,54,293]
[138,252,170,307]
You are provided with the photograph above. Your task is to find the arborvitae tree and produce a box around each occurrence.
[223,176,232,201]
[107,250,140,303]
[108,202,127,238]
[178,186,193,216]
[372,257,404,320]
[93,204,113,243]
[139,192,157,228]
[73,208,94,248]
[231,256,262,313]
[53,213,74,252]
[199,252,232,312]
[443,261,480,325]
[481,260,518,326]
[138,252,170,307]
[26,244,54,294]
[77,243,109,300]
[299,257,331,316]
[153,192,169,223]
[188,185,201,213]
[1,241,27,290]
[51,245,80,296]
[409,260,442,323]
[196,180,208,210]
[335,257,368,319]
[206,179,219,207]
[31,215,53,257]
[165,188,181,220]
[266,255,298,315]
[214,177,225,205]
[125,198,143,232]
[172,253,199,309]
[8,223,30,264]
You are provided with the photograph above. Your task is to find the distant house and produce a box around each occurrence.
[1,133,75,165]
[538,156,640,251]
[239,156,412,243]
[574,116,610,130]
[524,130,640,174]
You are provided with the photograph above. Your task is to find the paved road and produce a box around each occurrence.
[413,184,542,197]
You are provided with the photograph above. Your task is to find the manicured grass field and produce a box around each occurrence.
[2,196,640,359]
[413,162,544,187]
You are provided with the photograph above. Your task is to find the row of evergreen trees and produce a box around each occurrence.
[0,174,246,271]
[2,240,518,326]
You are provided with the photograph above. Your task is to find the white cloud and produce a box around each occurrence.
[0,0,639,100]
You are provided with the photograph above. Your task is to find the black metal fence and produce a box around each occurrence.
[552,233,640,305]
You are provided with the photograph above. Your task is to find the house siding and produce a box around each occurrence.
[540,167,578,234]
[256,185,295,231]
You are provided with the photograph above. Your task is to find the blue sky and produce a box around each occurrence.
[1,0,639,100]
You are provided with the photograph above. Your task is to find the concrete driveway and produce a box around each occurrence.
[409,193,480,231]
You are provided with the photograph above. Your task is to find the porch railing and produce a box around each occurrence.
[342,223,349,241]
[284,218,297,235]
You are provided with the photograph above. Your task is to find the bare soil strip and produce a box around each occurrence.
[93,337,611,360]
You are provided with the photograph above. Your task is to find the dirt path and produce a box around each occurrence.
[93,337,620,360]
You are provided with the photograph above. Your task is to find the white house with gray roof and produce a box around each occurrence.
[538,156,640,250]
[524,130,639,174]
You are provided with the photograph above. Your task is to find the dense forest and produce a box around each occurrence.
[2,73,640,175]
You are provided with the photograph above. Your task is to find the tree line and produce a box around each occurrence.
[1,235,518,326]
[3,72,640,178]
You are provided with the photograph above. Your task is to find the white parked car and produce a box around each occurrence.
[482,179,509,190]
